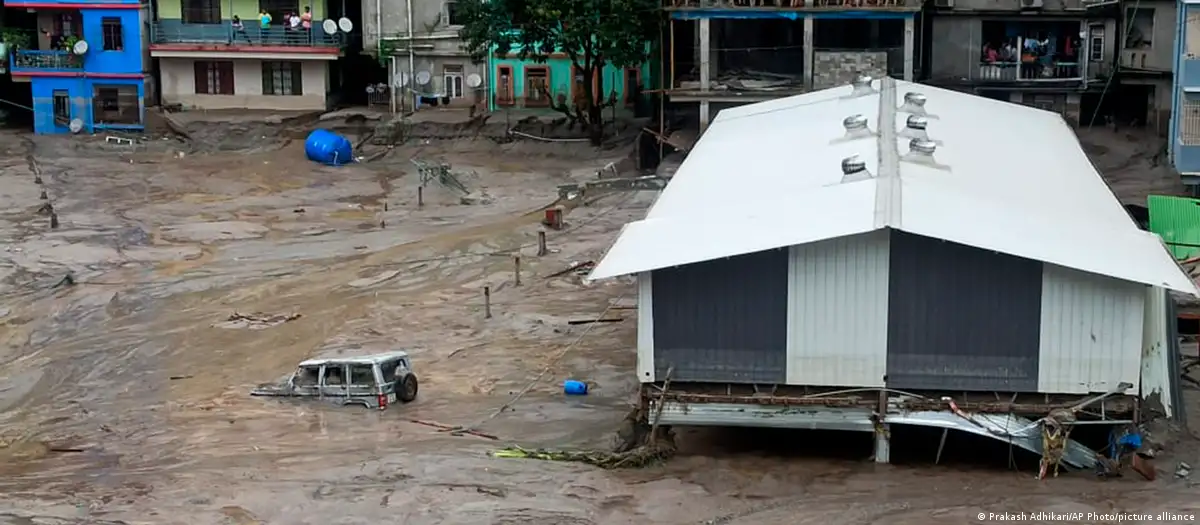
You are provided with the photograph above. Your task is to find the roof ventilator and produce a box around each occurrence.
[844,75,877,99]
[840,155,873,183]
[900,139,951,171]
[897,115,943,145]
[829,114,875,145]
[898,92,938,119]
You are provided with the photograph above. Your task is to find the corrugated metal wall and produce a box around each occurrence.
[1038,264,1145,394]
[886,231,1044,392]
[651,249,789,383]
[787,231,890,387]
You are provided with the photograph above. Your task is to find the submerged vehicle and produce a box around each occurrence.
[251,351,419,410]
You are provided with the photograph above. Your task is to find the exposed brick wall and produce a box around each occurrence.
[812,51,888,90]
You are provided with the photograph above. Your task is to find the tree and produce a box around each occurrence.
[457,0,659,145]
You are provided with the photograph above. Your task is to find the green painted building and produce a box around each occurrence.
[487,43,654,113]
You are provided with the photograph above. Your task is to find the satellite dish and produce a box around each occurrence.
[338,17,353,32]
[366,85,375,94]
[68,118,83,133]
[71,39,88,55]
[415,70,431,85]
[392,73,408,87]
[322,19,337,35]
[466,73,482,88]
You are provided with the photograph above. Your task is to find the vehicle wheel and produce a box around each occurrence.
[399,373,418,403]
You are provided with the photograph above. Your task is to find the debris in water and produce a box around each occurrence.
[546,260,595,279]
[491,443,675,469]
[1176,461,1192,479]
[348,270,401,288]
[214,312,302,330]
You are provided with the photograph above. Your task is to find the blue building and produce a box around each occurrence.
[1173,0,1200,180]
[8,0,146,134]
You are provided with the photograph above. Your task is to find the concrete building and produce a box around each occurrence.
[148,0,344,111]
[7,0,149,133]
[589,77,1193,463]
[664,0,920,131]
[1171,0,1200,177]
[1116,0,1174,134]
[488,46,652,112]
[925,0,1118,124]
[362,0,486,111]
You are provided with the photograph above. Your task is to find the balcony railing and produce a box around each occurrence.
[974,61,1081,82]
[11,50,83,71]
[666,0,918,8]
[150,21,344,47]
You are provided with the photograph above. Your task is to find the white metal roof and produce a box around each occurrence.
[589,77,1199,295]
[298,350,410,367]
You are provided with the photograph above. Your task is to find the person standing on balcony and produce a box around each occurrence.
[288,12,302,44]
[301,7,313,42]
[258,9,272,43]
[232,16,251,44]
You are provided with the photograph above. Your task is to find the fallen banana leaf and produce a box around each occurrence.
[490,444,674,469]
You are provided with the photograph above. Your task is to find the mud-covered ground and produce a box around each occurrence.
[0,121,1198,525]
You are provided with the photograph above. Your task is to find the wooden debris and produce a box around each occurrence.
[546,260,595,279]
[567,318,624,325]
[408,418,498,440]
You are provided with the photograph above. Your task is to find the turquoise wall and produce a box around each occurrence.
[487,55,652,111]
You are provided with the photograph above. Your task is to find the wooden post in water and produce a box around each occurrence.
[484,286,492,319]
[537,230,547,256]
[513,256,522,286]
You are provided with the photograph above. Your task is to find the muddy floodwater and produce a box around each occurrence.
[0,125,1198,525]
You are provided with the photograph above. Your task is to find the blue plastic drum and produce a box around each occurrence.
[564,380,588,396]
[304,129,354,166]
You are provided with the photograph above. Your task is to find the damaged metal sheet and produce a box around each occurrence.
[655,401,876,432]
[886,411,1098,470]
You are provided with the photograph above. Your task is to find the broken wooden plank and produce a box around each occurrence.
[567,318,624,325]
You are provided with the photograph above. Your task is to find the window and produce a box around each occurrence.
[349,365,376,386]
[259,0,299,21]
[524,66,549,106]
[91,84,139,125]
[624,68,641,107]
[194,61,234,94]
[52,90,69,126]
[321,365,344,385]
[262,61,303,95]
[181,0,221,24]
[445,0,465,26]
[496,65,513,105]
[1124,7,1154,49]
[443,64,464,98]
[294,366,320,386]
[101,17,123,51]
[1089,24,1105,62]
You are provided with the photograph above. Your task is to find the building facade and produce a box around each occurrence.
[925,0,1117,124]
[8,0,148,134]
[362,0,486,111]
[664,0,921,130]
[487,51,653,113]
[1172,0,1200,177]
[149,0,343,111]
[1116,0,1174,134]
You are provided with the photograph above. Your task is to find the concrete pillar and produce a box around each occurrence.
[903,16,915,81]
[699,18,711,130]
[803,15,814,90]
[875,425,891,464]
[1065,93,1082,126]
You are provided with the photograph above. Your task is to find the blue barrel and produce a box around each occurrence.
[304,129,354,166]
[564,380,588,396]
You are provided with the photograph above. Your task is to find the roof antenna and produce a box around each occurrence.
[897,115,943,145]
[898,92,938,119]
[840,155,873,183]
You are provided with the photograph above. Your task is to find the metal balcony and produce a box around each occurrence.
[150,21,344,48]
[11,50,83,71]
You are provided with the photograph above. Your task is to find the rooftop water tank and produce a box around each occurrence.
[304,129,353,166]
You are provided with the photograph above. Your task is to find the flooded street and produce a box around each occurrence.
[0,123,1198,525]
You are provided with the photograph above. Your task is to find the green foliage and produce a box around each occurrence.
[455,0,659,143]
[456,0,658,69]
[1,29,31,50]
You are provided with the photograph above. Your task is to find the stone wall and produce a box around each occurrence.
[812,51,888,90]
